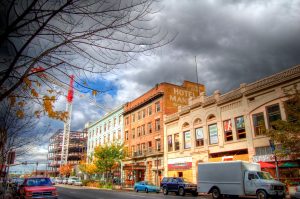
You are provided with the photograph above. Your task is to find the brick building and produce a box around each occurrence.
[122,81,205,186]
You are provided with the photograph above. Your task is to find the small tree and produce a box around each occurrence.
[59,164,73,177]
[265,90,300,157]
[79,160,97,179]
[94,143,124,183]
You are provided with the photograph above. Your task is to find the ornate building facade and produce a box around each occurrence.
[164,65,300,183]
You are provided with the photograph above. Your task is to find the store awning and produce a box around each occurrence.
[258,161,276,169]
[279,162,299,168]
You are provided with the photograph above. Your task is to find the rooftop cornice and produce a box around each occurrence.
[244,65,300,96]
[123,92,164,115]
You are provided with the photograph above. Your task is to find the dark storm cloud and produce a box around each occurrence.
[130,0,300,95]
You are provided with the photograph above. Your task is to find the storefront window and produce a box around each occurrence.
[253,112,266,136]
[168,135,173,151]
[223,119,233,141]
[195,127,204,147]
[209,124,218,144]
[235,116,246,139]
[174,133,180,151]
[184,131,191,149]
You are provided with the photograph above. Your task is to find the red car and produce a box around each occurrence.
[19,177,58,199]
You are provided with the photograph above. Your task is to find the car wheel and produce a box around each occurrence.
[145,188,148,193]
[211,187,221,199]
[163,187,168,195]
[178,187,185,196]
[192,191,198,196]
[256,190,268,199]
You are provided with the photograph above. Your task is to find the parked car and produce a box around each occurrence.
[67,177,79,185]
[62,178,68,184]
[134,181,160,193]
[73,179,83,186]
[160,177,197,196]
[291,185,300,199]
[54,177,62,184]
[18,177,58,199]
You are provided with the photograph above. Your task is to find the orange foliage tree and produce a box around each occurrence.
[59,164,73,177]
[79,159,97,179]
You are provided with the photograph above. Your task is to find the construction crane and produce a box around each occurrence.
[31,67,109,165]
[60,75,74,165]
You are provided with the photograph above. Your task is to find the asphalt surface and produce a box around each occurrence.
[56,184,212,199]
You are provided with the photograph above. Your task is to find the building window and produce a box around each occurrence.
[148,106,152,116]
[155,101,161,112]
[131,146,135,156]
[137,126,141,137]
[167,135,173,151]
[108,121,111,130]
[125,131,128,140]
[208,123,218,144]
[118,130,121,139]
[184,131,191,149]
[155,118,160,131]
[174,133,180,151]
[255,146,273,156]
[156,139,161,151]
[142,124,145,135]
[253,112,266,136]
[266,104,281,128]
[132,128,135,139]
[141,143,146,153]
[235,116,246,139]
[125,117,129,126]
[114,118,116,127]
[195,127,204,147]
[147,122,152,133]
[132,113,135,123]
[138,111,141,120]
[142,109,146,118]
[119,115,122,124]
[99,126,102,134]
[223,119,233,141]
[148,141,152,152]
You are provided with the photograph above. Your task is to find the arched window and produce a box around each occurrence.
[193,118,202,126]
[182,122,190,129]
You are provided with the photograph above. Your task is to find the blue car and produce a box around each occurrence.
[134,181,160,193]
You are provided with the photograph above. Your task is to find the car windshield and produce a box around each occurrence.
[26,178,52,186]
[257,172,274,180]
[145,182,155,186]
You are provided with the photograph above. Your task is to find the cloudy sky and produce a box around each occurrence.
[14,0,300,172]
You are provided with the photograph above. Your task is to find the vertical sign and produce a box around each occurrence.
[209,124,218,144]
[184,131,191,149]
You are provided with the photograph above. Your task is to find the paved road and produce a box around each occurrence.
[56,185,211,199]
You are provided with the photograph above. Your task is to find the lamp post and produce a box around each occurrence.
[269,140,279,180]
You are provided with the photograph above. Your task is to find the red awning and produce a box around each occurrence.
[258,161,276,169]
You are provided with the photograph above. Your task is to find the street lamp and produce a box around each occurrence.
[269,140,280,180]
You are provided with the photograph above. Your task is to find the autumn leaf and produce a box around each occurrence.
[9,96,16,107]
[16,110,24,118]
[31,89,39,97]
[92,90,98,96]
[23,77,32,88]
